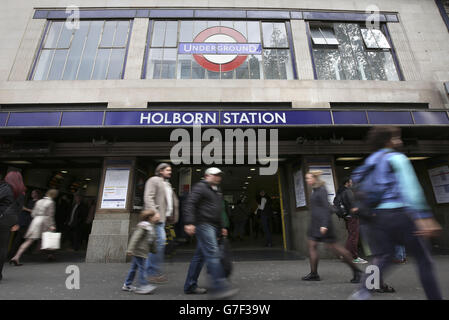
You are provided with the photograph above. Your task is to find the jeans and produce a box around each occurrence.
[394,245,406,261]
[358,208,442,300]
[145,222,165,277]
[184,223,228,293]
[125,256,148,287]
[345,217,360,259]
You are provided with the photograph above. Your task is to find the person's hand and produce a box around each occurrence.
[414,218,442,238]
[320,227,328,235]
[350,208,359,213]
[222,228,228,237]
[11,224,19,232]
[49,226,56,232]
[184,224,196,236]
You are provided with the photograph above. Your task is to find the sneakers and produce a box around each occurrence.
[134,284,157,295]
[353,257,368,264]
[185,287,208,294]
[148,274,168,284]
[122,284,136,292]
[301,272,321,281]
[210,287,240,300]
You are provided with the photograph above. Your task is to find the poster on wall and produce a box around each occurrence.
[428,166,449,204]
[178,167,192,196]
[101,168,130,209]
[309,165,336,204]
[293,169,306,208]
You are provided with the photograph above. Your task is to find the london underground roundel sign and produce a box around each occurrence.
[178,27,262,72]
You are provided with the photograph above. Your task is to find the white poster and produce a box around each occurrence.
[309,165,336,204]
[294,169,306,207]
[101,168,130,209]
[428,166,449,204]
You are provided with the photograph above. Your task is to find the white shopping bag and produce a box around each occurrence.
[41,232,61,250]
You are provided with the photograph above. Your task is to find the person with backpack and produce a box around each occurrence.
[301,170,363,283]
[350,126,443,300]
[334,178,367,264]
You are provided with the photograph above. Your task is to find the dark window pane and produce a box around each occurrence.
[263,49,280,79]
[47,49,69,80]
[221,69,234,79]
[192,59,206,79]
[62,22,89,80]
[113,20,130,47]
[44,21,63,48]
[161,48,177,79]
[278,49,294,80]
[249,55,263,79]
[78,21,103,80]
[107,48,125,79]
[177,54,192,79]
[152,21,166,47]
[91,48,111,79]
[100,21,117,47]
[207,70,220,79]
[33,49,54,80]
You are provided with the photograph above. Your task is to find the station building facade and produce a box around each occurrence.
[1,0,449,262]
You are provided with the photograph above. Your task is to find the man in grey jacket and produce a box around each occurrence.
[144,163,179,283]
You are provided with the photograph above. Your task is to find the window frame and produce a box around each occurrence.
[142,18,297,80]
[307,21,404,81]
[29,18,134,81]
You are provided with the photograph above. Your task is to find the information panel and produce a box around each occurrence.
[428,166,449,204]
[101,168,130,209]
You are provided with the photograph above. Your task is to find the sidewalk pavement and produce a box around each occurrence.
[1,251,448,300]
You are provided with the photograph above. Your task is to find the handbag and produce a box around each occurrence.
[41,231,61,250]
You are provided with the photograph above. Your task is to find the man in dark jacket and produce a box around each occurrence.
[183,167,239,299]
[65,194,88,251]
[335,178,367,264]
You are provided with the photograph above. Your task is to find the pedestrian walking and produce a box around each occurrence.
[65,194,88,251]
[143,163,179,284]
[302,170,362,283]
[393,245,407,264]
[122,209,159,295]
[10,189,59,265]
[334,178,367,264]
[350,126,443,300]
[183,167,239,299]
[231,199,248,241]
[0,171,26,281]
[9,189,42,259]
[256,190,273,247]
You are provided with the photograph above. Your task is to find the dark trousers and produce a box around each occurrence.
[67,226,82,251]
[360,208,442,300]
[345,217,359,259]
[261,214,272,245]
[0,225,11,279]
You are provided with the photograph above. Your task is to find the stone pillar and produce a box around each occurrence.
[86,158,136,263]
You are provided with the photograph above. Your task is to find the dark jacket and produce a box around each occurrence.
[335,186,356,217]
[256,195,273,217]
[183,180,224,229]
[127,221,157,258]
[308,185,335,240]
[0,181,23,228]
[65,203,88,228]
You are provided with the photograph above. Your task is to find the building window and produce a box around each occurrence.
[309,22,400,81]
[31,20,132,80]
[144,20,295,80]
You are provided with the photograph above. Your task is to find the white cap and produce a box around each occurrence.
[205,167,223,176]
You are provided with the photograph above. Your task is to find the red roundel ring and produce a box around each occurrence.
[193,27,248,73]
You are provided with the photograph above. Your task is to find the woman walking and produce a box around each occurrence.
[0,171,26,281]
[10,189,59,266]
[302,170,362,283]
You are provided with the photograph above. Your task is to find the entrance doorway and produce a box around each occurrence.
[175,165,286,251]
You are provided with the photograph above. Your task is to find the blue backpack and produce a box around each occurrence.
[351,150,395,219]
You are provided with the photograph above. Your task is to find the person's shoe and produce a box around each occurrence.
[393,258,406,264]
[301,272,321,281]
[353,257,368,264]
[121,284,136,292]
[9,259,23,266]
[185,287,208,294]
[210,287,239,300]
[350,270,363,283]
[134,284,157,294]
[148,274,168,284]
